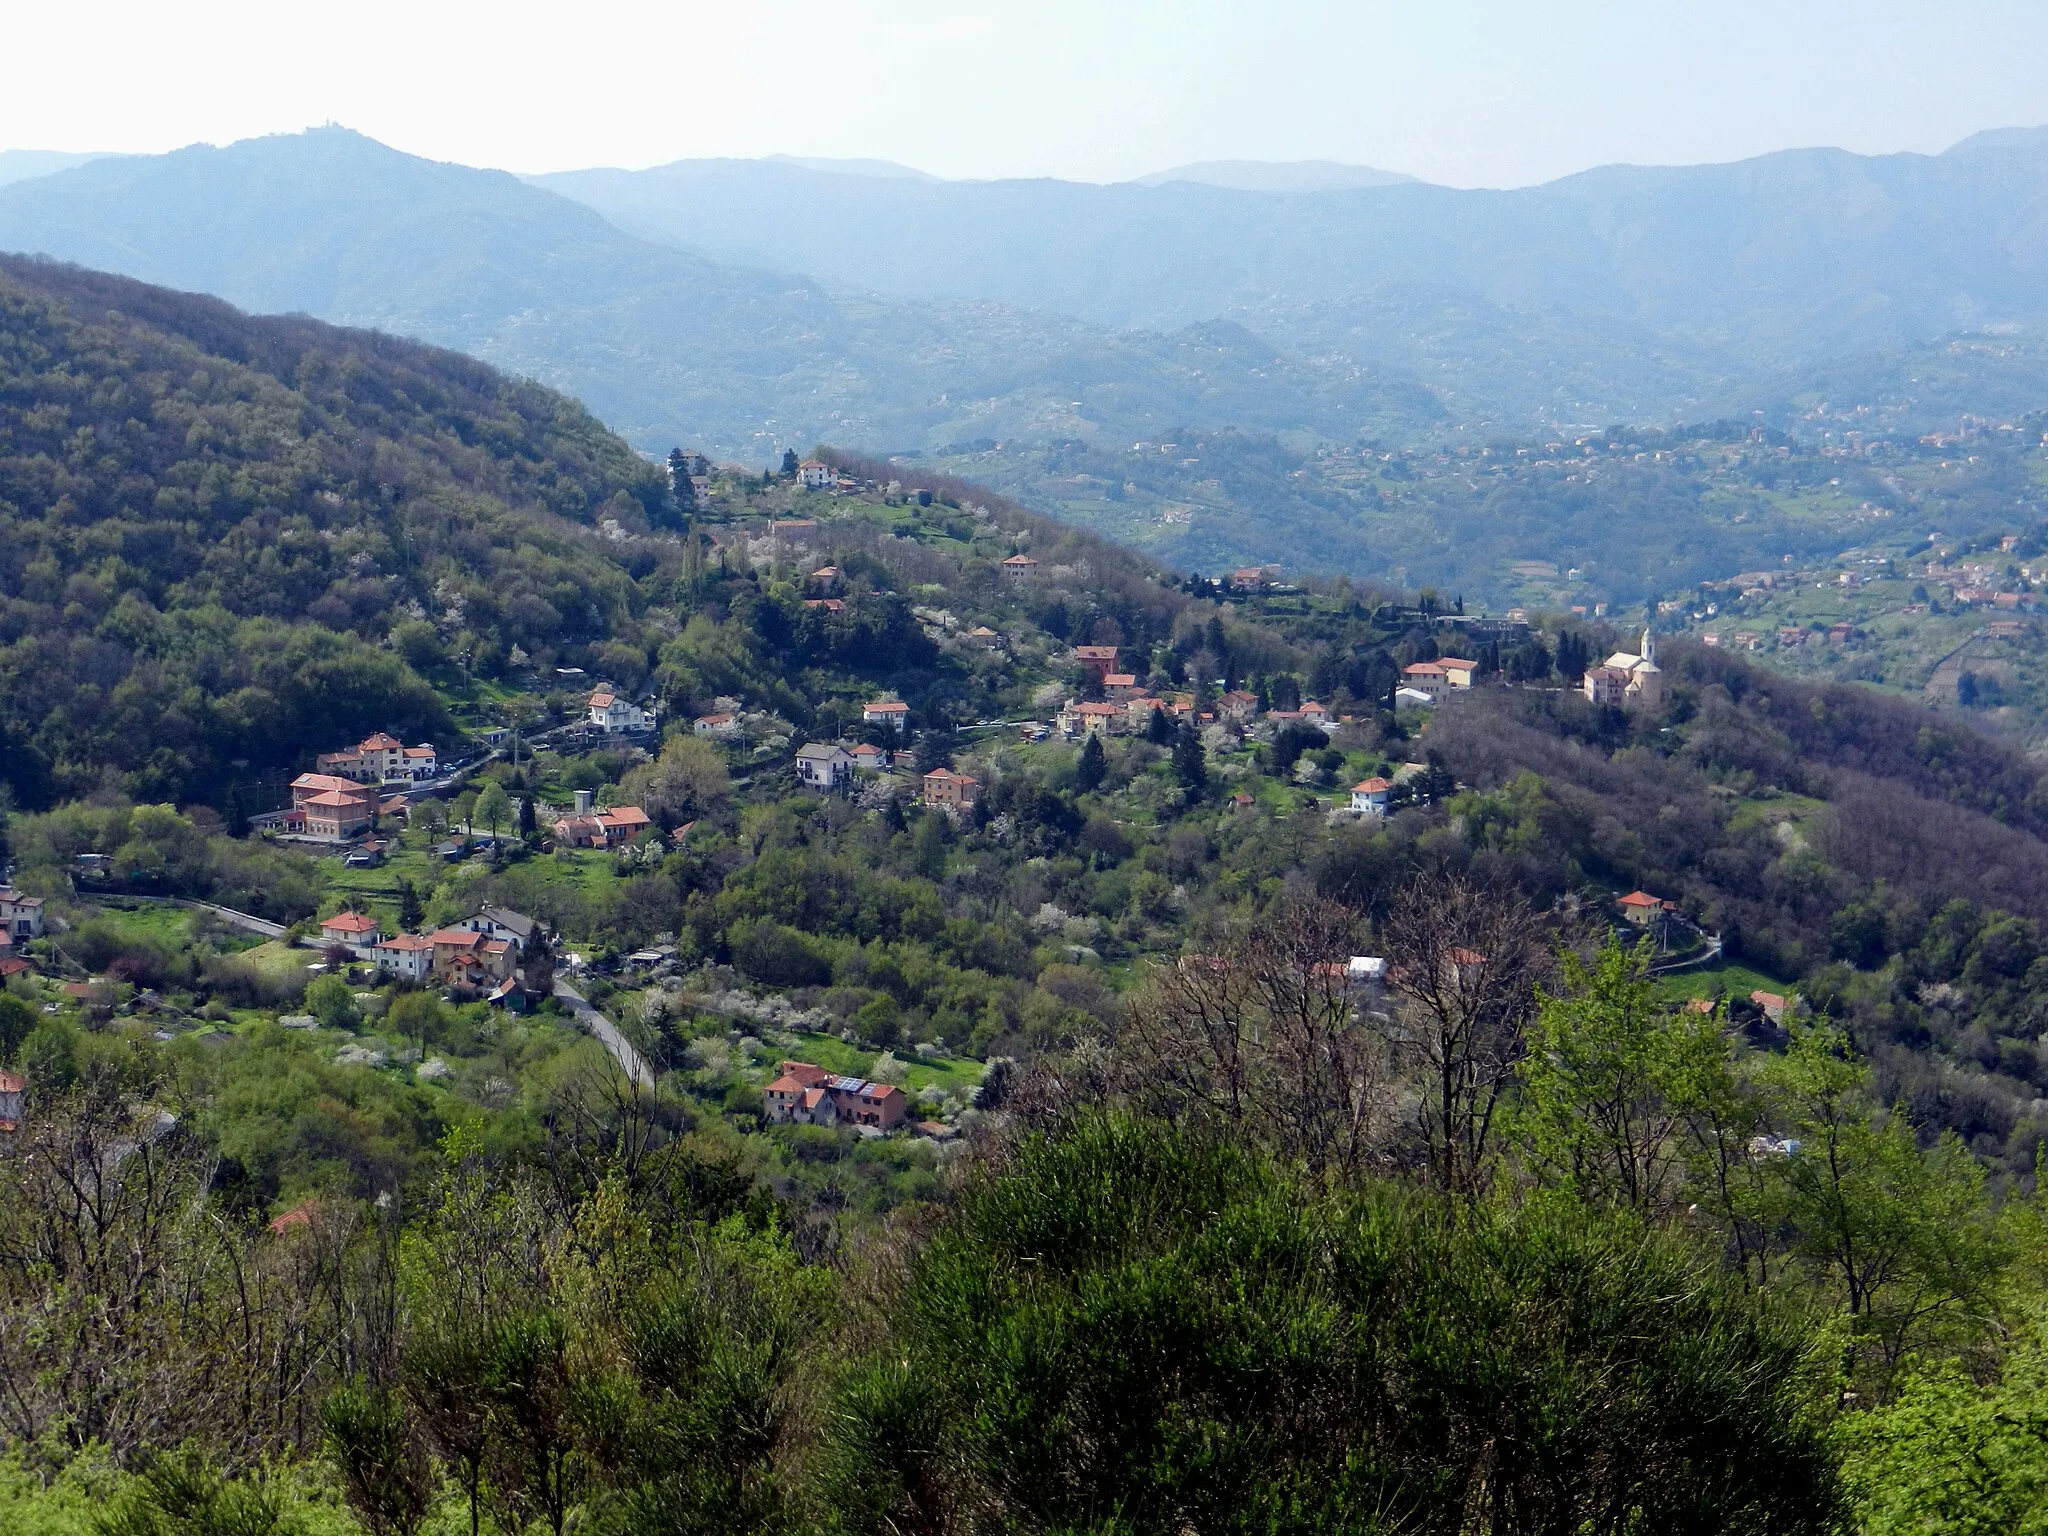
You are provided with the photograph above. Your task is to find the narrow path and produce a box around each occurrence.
[553,978,655,1089]
[1650,932,1725,976]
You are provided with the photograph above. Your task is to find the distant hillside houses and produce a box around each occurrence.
[316,731,439,784]
[317,903,549,1001]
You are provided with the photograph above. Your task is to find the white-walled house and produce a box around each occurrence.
[1349,777,1392,817]
[861,699,910,733]
[370,933,436,983]
[796,743,853,789]
[0,889,45,941]
[588,688,656,733]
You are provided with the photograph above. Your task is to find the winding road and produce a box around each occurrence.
[553,978,655,1089]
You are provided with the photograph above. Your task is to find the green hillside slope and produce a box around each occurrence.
[0,254,669,808]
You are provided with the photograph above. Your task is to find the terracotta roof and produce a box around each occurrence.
[864,699,909,713]
[1403,662,1447,676]
[378,934,435,951]
[360,733,403,750]
[589,690,617,707]
[599,806,651,828]
[1352,777,1391,793]
[1104,673,1137,686]
[305,791,370,810]
[293,772,371,793]
[1001,554,1038,565]
[1617,891,1665,908]
[322,912,379,933]
[428,928,484,948]
[1436,657,1478,669]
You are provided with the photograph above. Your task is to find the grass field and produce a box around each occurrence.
[79,901,195,945]
[1655,959,1790,1005]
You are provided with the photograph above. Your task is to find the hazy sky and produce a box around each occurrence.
[10,0,2048,186]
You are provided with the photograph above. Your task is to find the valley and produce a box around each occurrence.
[10,117,2048,1533]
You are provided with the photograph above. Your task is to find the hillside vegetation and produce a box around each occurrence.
[11,258,2048,1533]
[0,254,667,808]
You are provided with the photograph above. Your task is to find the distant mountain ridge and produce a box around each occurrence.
[0,149,109,188]
[1130,159,1419,191]
[535,129,2048,426]
[0,128,1439,462]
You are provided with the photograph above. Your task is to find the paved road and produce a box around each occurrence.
[553,978,655,1089]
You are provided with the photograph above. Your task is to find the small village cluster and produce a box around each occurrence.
[316,902,545,1007]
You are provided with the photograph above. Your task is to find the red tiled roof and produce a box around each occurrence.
[322,912,378,933]
[1352,778,1391,793]
[1617,891,1664,908]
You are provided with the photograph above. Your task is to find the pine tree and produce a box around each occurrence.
[1172,723,1208,797]
[520,927,556,999]
[780,448,799,479]
[1076,733,1107,792]
[398,878,423,932]
[518,793,537,840]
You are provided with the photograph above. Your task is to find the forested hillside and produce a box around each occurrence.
[0,254,667,808]
[14,257,2048,1531]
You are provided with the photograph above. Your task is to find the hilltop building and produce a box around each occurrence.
[1582,629,1665,709]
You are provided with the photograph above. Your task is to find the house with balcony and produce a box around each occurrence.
[796,742,853,790]
[0,889,44,941]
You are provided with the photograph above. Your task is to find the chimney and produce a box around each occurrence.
[574,789,594,815]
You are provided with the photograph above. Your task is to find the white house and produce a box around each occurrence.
[588,688,656,734]
[795,742,853,789]
[1393,686,1437,709]
[797,459,835,489]
[861,699,910,733]
[1349,777,1392,817]
[319,911,381,948]
[694,712,738,738]
[370,932,436,983]
[0,889,45,941]
[460,905,536,952]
